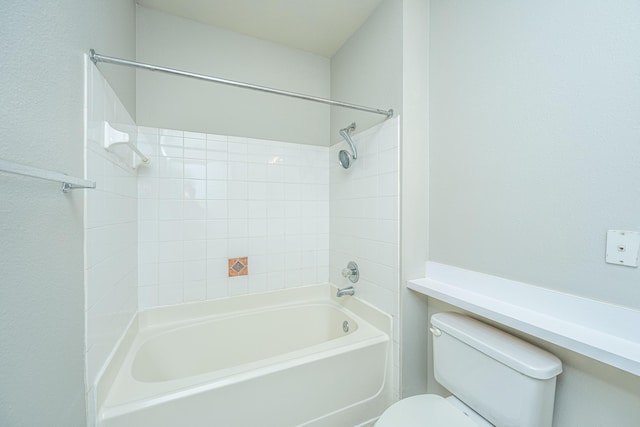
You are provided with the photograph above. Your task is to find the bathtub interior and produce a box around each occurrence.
[132,304,360,382]
[97,284,393,426]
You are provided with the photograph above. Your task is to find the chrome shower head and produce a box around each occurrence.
[338,150,352,169]
[338,123,357,169]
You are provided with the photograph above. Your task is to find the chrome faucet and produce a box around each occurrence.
[336,286,355,297]
[337,261,359,297]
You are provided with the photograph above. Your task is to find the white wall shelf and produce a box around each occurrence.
[409,262,640,377]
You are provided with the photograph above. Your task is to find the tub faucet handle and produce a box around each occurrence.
[341,261,359,283]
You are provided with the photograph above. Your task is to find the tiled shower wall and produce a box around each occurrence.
[136,129,330,308]
[329,117,400,396]
[84,60,138,419]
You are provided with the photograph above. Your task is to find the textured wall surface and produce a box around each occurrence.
[0,1,135,426]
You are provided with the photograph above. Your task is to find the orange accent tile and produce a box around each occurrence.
[228,257,248,277]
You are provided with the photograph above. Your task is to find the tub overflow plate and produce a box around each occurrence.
[343,320,350,333]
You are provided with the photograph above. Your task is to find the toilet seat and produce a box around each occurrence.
[376,394,480,427]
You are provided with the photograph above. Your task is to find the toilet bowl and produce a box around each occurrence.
[377,312,562,427]
[376,394,491,426]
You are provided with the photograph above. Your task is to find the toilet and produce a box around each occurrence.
[377,312,563,427]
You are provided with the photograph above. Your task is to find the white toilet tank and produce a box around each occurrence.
[431,312,562,427]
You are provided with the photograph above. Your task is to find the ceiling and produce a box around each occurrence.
[136,0,383,58]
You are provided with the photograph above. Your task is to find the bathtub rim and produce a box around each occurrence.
[101,331,389,420]
[136,283,390,333]
[96,283,392,419]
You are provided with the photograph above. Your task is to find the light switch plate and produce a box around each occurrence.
[605,230,640,267]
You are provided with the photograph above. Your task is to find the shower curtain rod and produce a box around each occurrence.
[90,50,393,118]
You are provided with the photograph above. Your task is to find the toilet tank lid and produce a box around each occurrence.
[431,312,562,379]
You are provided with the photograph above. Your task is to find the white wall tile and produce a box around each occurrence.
[138,199,158,221]
[206,161,228,180]
[158,156,184,178]
[158,178,183,199]
[206,200,227,219]
[184,220,206,240]
[138,127,332,310]
[184,159,207,179]
[228,238,248,256]
[285,269,302,288]
[206,220,228,240]
[158,261,183,285]
[85,63,138,405]
[228,219,248,238]
[228,276,249,296]
[184,259,206,281]
[248,273,268,294]
[228,162,248,181]
[159,128,183,138]
[206,278,229,299]
[228,200,248,219]
[329,118,400,317]
[184,136,206,148]
[184,131,206,140]
[184,240,206,261]
[183,200,207,220]
[158,220,183,242]
[138,285,158,309]
[206,258,229,278]
[158,200,183,220]
[206,180,227,200]
[158,284,183,305]
[267,271,285,290]
[184,179,206,200]
[206,240,228,259]
[184,280,206,302]
[248,219,267,237]
[138,264,158,286]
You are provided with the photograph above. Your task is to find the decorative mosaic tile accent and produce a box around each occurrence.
[228,257,248,277]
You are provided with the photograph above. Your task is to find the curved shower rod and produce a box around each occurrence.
[90,50,394,118]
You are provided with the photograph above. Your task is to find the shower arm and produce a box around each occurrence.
[339,124,357,159]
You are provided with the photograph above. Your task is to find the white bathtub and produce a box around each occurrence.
[97,284,392,427]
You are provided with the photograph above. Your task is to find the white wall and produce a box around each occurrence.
[330,0,403,144]
[429,0,640,309]
[399,0,431,398]
[0,1,135,426]
[136,6,330,146]
[428,0,640,424]
[136,127,329,308]
[92,1,137,117]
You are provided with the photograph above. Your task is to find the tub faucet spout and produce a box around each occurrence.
[336,286,355,297]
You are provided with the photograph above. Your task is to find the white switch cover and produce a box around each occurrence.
[606,230,640,267]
